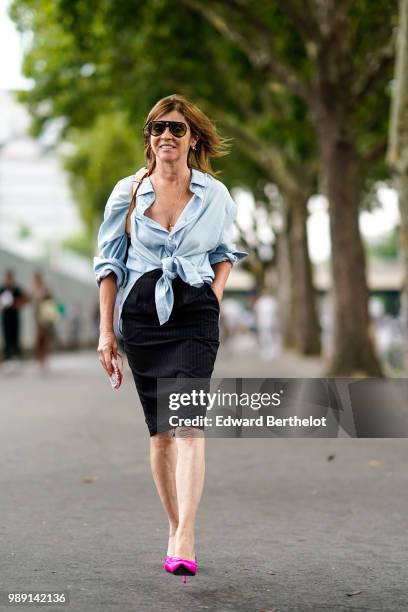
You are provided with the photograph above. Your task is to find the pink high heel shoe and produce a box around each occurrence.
[163,555,171,571]
[166,555,197,583]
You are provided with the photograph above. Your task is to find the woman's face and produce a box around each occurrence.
[149,110,198,165]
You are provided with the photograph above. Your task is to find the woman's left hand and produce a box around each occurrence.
[211,283,224,306]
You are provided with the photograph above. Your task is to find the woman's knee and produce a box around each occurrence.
[151,427,176,446]
[174,426,204,439]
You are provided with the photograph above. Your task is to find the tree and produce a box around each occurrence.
[15,2,396,367]
[10,0,322,355]
[183,0,397,375]
[388,0,408,373]
[62,110,143,237]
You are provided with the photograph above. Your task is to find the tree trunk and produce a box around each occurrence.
[276,223,296,349]
[399,172,408,372]
[288,195,321,355]
[245,256,267,293]
[388,0,408,374]
[314,109,383,376]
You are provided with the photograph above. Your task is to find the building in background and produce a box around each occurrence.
[0,89,98,349]
[0,90,85,263]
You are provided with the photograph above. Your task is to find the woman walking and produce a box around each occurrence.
[94,94,248,581]
[31,272,59,373]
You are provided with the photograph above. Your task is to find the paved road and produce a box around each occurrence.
[0,349,407,612]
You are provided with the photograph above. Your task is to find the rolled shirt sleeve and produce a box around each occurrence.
[208,195,248,266]
[93,178,132,289]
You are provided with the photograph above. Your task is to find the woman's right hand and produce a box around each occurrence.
[97,330,118,376]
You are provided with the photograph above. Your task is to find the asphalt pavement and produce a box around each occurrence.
[0,346,407,612]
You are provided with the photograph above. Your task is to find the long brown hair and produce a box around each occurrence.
[142,94,232,177]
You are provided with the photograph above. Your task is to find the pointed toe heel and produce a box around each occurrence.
[166,556,198,583]
[163,555,173,572]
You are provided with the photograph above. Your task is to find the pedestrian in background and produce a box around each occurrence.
[31,272,60,372]
[0,269,29,371]
[253,291,281,359]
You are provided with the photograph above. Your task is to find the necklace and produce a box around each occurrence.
[150,170,191,232]
[167,170,192,231]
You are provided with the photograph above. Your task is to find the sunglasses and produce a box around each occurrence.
[144,120,188,138]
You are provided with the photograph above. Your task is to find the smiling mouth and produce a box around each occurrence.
[160,144,176,149]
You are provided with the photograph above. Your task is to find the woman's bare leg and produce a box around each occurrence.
[174,427,205,561]
[150,429,179,556]
[150,426,205,560]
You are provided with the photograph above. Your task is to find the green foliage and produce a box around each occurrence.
[9,0,318,193]
[366,225,400,260]
[62,231,94,259]
[17,223,31,239]
[61,110,144,231]
[9,0,396,232]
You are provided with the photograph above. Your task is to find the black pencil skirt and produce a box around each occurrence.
[121,268,220,436]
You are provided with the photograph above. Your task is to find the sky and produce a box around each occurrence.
[0,0,400,263]
[0,0,32,90]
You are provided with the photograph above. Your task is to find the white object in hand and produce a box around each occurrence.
[109,353,124,390]
[0,290,14,309]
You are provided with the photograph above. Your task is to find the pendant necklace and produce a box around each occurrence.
[166,170,192,232]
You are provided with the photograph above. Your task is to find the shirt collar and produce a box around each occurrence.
[136,167,206,197]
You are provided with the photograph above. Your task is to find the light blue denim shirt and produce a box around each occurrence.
[94,167,249,337]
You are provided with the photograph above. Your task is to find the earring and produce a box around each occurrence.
[191,143,196,150]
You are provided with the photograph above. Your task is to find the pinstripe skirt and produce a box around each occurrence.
[121,268,220,436]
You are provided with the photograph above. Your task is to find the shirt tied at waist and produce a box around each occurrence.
[155,255,204,325]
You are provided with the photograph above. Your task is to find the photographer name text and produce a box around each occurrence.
[168,415,327,428]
